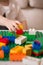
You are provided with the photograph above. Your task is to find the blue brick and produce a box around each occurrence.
[2,46,10,54]
[3,36,16,42]
[32,41,41,50]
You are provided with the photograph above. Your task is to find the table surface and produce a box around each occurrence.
[0,61,24,65]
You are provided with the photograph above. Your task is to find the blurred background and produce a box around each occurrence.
[0,0,43,30]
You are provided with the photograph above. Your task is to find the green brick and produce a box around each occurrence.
[33,50,40,53]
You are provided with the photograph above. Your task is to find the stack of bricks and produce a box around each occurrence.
[32,40,41,56]
[9,46,26,61]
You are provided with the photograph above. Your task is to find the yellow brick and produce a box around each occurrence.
[25,44,32,49]
[0,42,6,48]
[18,24,23,30]
[23,47,32,56]
[10,46,24,54]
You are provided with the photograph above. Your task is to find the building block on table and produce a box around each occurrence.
[15,35,27,45]
[0,50,4,59]
[32,40,41,50]
[36,31,43,38]
[16,29,23,35]
[3,36,16,42]
[10,46,25,54]
[2,46,10,54]
[25,44,32,48]
[28,28,36,41]
[29,28,36,35]
[18,24,23,30]
[23,47,32,56]
[0,42,6,48]
[32,40,42,56]
[24,44,32,56]
[5,31,14,36]
[9,46,26,61]
[0,35,2,39]
[0,38,9,45]
[23,31,36,41]
[22,56,41,65]
[32,52,40,56]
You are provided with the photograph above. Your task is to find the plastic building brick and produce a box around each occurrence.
[22,56,40,65]
[6,31,14,36]
[0,38,9,45]
[3,36,16,42]
[0,35,2,39]
[25,44,32,48]
[18,24,23,30]
[23,31,29,41]
[35,38,43,55]
[32,51,40,56]
[2,46,10,54]
[24,44,32,56]
[29,28,36,35]
[9,46,26,61]
[36,31,43,38]
[28,28,36,41]
[0,50,4,59]
[0,42,6,48]
[23,47,32,56]
[32,40,41,50]
[16,29,23,35]
[32,40,41,56]
[15,35,27,45]
[23,31,36,41]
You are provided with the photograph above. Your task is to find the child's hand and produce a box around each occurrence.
[5,20,21,31]
[0,16,23,31]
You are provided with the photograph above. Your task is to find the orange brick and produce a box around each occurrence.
[9,53,26,61]
[0,50,4,59]
[0,35,2,39]
[9,46,26,61]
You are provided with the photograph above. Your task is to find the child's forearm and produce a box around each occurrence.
[21,20,28,30]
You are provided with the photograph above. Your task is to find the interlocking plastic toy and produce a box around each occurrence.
[18,24,23,30]
[29,28,36,35]
[23,31,36,41]
[24,44,32,56]
[0,50,4,59]
[32,40,41,56]
[33,40,41,50]
[2,46,10,54]
[16,29,23,35]
[0,42,6,48]
[9,46,26,61]
[0,30,43,61]
[0,35,2,39]
[25,44,32,48]
[23,47,32,56]
[3,36,16,42]
[15,35,27,45]
[0,38,9,45]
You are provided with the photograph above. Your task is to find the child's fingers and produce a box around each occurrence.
[15,21,21,25]
[8,26,16,32]
[13,23,19,30]
[15,21,23,29]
